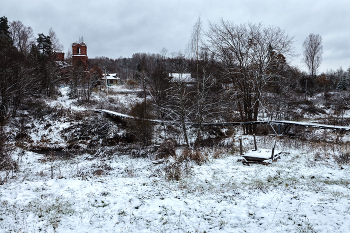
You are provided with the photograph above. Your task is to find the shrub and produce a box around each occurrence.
[156,139,176,159]
[334,153,350,164]
[161,159,192,181]
[62,113,123,149]
[128,102,154,146]
[178,149,208,165]
[26,99,54,119]
[213,149,226,159]
[0,130,17,172]
[126,79,138,88]
[163,161,183,181]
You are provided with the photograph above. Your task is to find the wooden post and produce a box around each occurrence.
[253,135,257,151]
[51,165,53,179]
[271,141,276,160]
[239,138,243,155]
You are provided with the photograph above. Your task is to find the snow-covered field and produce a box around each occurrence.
[1,140,349,232]
[1,86,350,232]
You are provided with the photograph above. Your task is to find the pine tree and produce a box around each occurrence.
[0,16,12,46]
[36,33,52,56]
[337,78,347,90]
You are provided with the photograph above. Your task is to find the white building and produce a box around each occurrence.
[102,73,120,85]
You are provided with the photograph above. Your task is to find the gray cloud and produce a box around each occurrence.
[2,0,349,72]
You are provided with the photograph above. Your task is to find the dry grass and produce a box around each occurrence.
[213,148,227,159]
[178,149,208,165]
[333,153,350,165]
[163,161,183,181]
[155,147,209,181]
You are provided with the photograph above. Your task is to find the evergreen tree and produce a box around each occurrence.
[34,33,58,96]
[0,16,12,46]
[337,77,347,90]
[36,33,52,56]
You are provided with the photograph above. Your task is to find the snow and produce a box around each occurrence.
[243,148,279,159]
[103,73,120,80]
[28,116,71,147]
[169,73,194,83]
[2,86,350,232]
[108,85,140,93]
[272,120,350,130]
[1,144,350,232]
[99,109,134,119]
[46,86,86,111]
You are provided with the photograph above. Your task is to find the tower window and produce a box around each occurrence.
[77,47,80,54]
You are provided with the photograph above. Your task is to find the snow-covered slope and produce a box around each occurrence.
[1,86,350,232]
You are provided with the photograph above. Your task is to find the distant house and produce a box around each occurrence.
[169,73,196,84]
[101,73,120,85]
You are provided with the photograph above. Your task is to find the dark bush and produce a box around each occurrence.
[334,153,350,165]
[62,113,126,149]
[0,130,18,172]
[156,139,176,159]
[127,102,154,146]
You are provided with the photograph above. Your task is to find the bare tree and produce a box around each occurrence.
[48,27,63,52]
[9,20,35,56]
[165,52,192,147]
[167,77,192,147]
[303,33,323,78]
[1,17,37,120]
[189,16,202,84]
[147,60,171,120]
[189,17,204,142]
[206,20,294,133]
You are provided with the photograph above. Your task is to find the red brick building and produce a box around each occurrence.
[54,52,65,61]
[72,42,88,66]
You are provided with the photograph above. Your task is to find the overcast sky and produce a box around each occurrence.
[2,0,350,73]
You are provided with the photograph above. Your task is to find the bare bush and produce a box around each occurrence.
[178,149,208,165]
[130,146,154,158]
[63,113,124,149]
[153,147,196,181]
[163,161,182,181]
[156,139,176,159]
[126,79,138,89]
[334,153,350,165]
[0,130,17,172]
[213,149,226,159]
[160,159,192,181]
[0,154,18,172]
[128,101,154,146]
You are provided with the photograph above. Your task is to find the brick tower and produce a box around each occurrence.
[72,42,88,66]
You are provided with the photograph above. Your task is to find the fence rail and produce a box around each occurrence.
[96,109,350,132]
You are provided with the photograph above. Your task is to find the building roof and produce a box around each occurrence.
[103,73,120,80]
[72,42,86,46]
[169,73,195,83]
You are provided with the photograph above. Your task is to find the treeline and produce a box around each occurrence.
[0,16,105,126]
[2,15,350,147]
[0,16,63,125]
